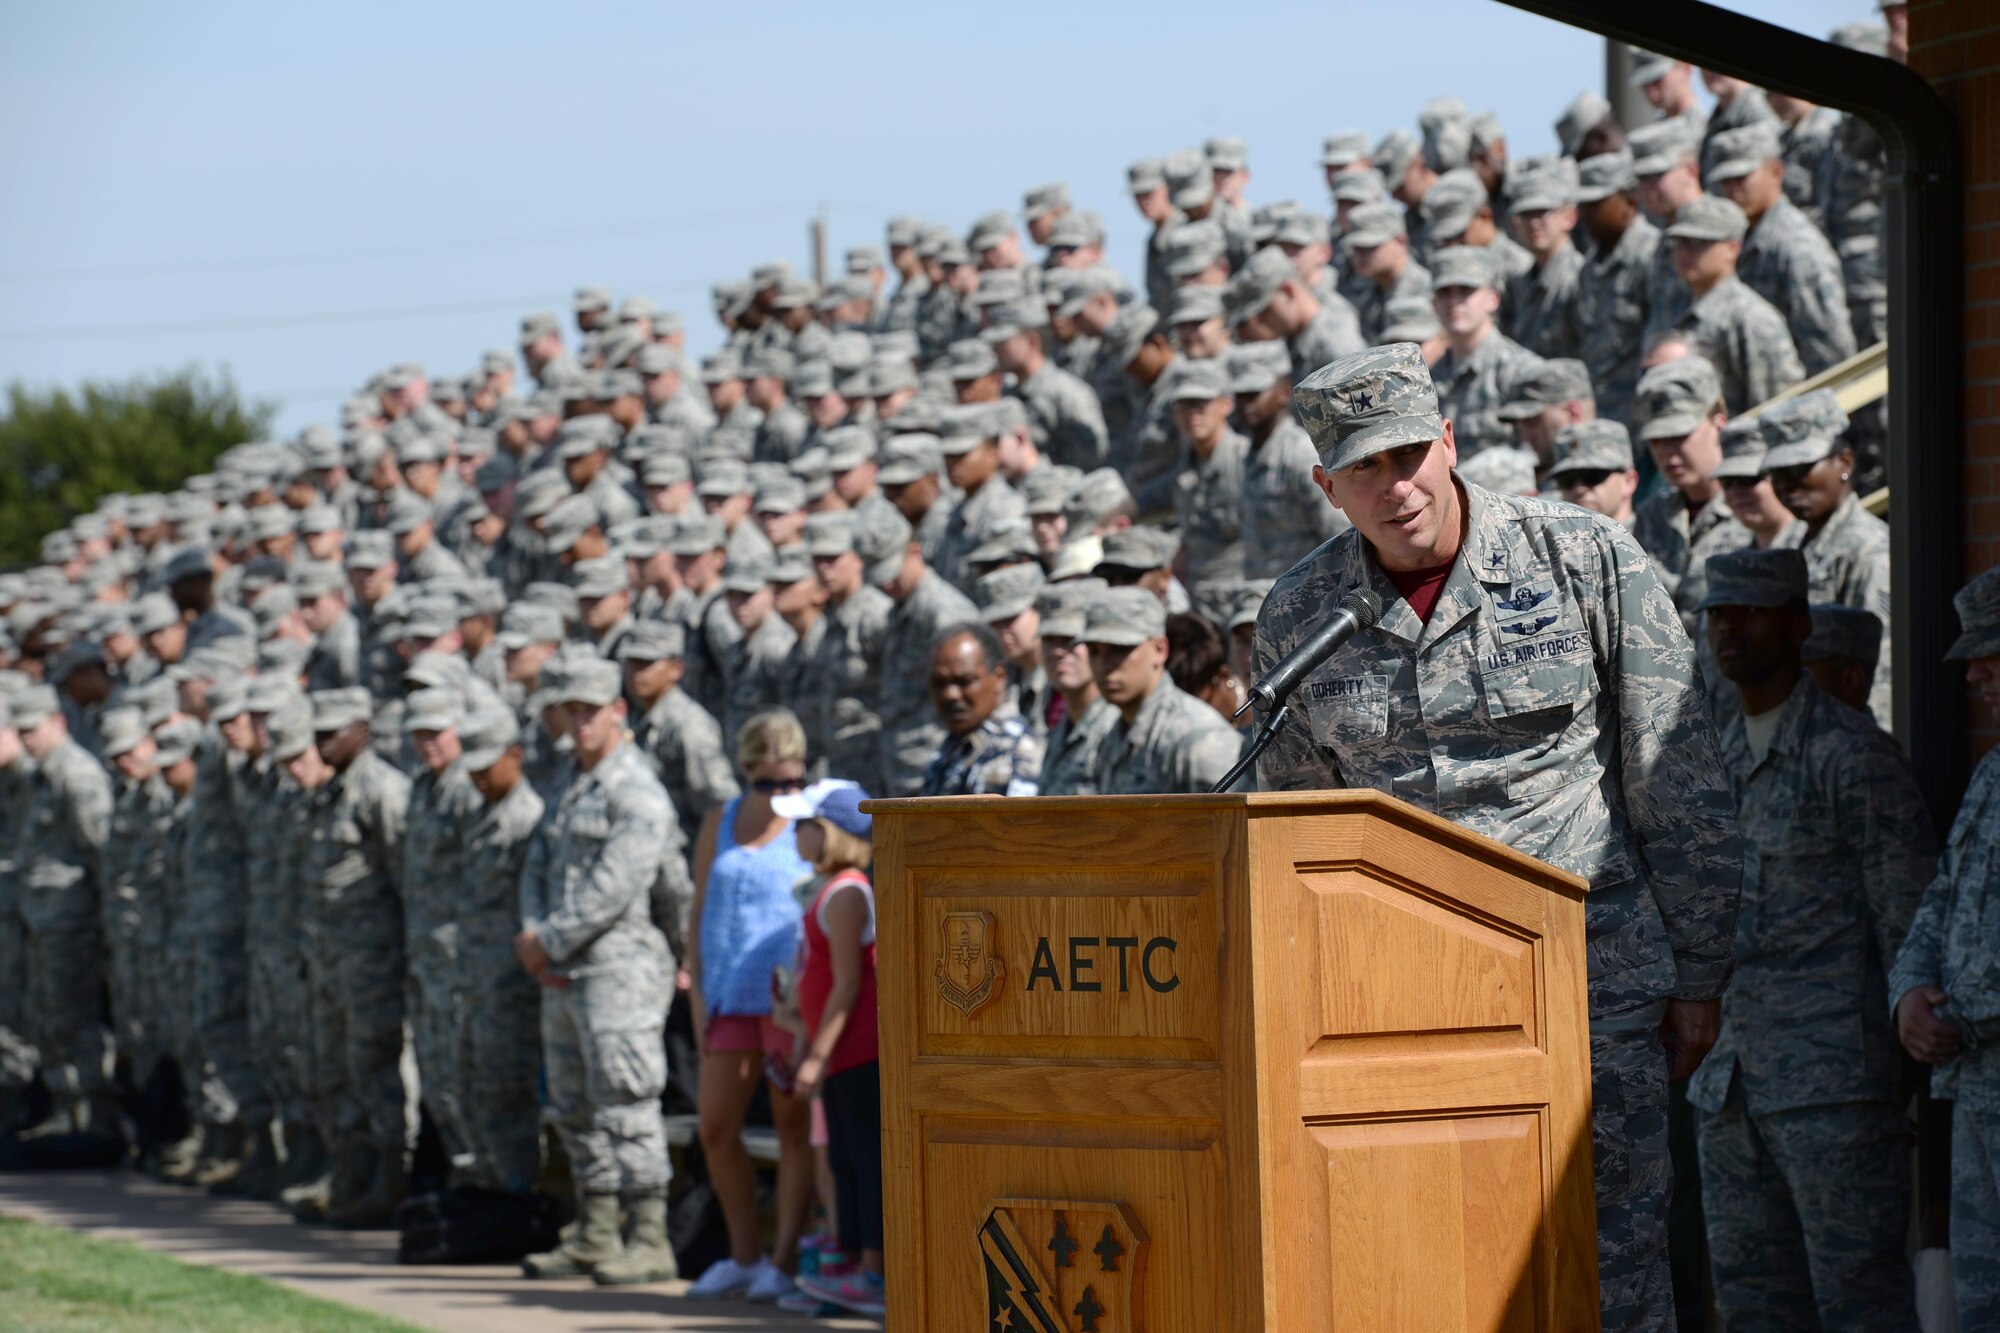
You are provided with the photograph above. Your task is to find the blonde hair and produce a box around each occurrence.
[811,819,874,876]
[736,706,807,772]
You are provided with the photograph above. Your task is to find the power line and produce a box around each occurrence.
[0,201,821,287]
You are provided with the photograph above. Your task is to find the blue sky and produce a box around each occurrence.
[0,0,1864,436]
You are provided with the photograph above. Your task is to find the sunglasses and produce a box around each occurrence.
[752,777,804,794]
[1559,469,1615,488]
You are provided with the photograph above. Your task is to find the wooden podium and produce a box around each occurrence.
[867,791,1598,1332]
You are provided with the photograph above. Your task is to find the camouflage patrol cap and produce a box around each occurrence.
[1063,468,1135,529]
[1457,445,1538,495]
[264,700,312,761]
[790,448,834,502]
[245,674,300,716]
[1946,567,2000,661]
[1223,246,1299,326]
[793,360,836,399]
[516,469,572,520]
[572,556,629,601]
[868,358,918,397]
[968,210,1017,253]
[1165,147,1213,210]
[1227,341,1294,395]
[1127,156,1167,193]
[976,564,1046,622]
[496,602,566,650]
[886,215,925,248]
[1036,578,1107,640]
[1162,220,1228,278]
[1498,358,1595,420]
[1227,579,1276,633]
[1045,210,1103,251]
[1055,267,1121,319]
[804,510,858,558]
[1205,136,1248,172]
[945,339,999,382]
[98,707,149,760]
[1712,418,1768,480]
[1758,389,1850,470]
[821,424,876,472]
[457,706,521,772]
[1549,420,1636,475]
[853,506,915,590]
[1666,194,1748,244]
[1019,465,1080,517]
[1168,358,1232,403]
[1419,169,1489,241]
[154,716,203,766]
[1634,357,1724,440]
[980,297,1050,343]
[1574,149,1639,203]
[744,346,796,383]
[1341,201,1408,250]
[399,593,459,641]
[1082,585,1168,647]
[1707,122,1783,183]
[877,436,942,486]
[1509,163,1577,213]
[1557,90,1612,157]
[700,350,744,385]
[1095,526,1180,574]
[1830,22,1889,56]
[1294,343,1445,472]
[1373,128,1421,183]
[1629,121,1698,176]
[48,637,104,685]
[574,284,611,314]
[1802,604,1883,668]
[404,688,464,736]
[968,517,1037,567]
[938,404,999,454]
[132,592,182,637]
[1099,305,1162,371]
[554,651,622,708]
[8,685,60,730]
[385,490,436,536]
[768,278,817,313]
[639,451,692,488]
[544,494,605,555]
[754,474,807,515]
[1273,210,1328,248]
[1022,181,1070,221]
[1380,295,1441,344]
[164,546,216,584]
[310,687,374,733]
[1430,246,1497,293]
[696,458,751,498]
[1322,130,1372,167]
[1626,48,1677,87]
[1699,548,1809,611]
[258,636,310,681]
[1330,167,1387,206]
[634,343,685,378]
[844,244,886,276]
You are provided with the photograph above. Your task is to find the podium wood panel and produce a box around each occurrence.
[870,791,1598,1332]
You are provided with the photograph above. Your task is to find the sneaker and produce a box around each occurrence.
[685,1255,761,1299]
[798,1269,886,1318]
[744,1259,796,1304]
[775,1289,842,1316]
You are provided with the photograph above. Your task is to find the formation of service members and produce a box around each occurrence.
[6,7,1996,1322]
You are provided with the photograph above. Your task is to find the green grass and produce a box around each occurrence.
[0,1213,424,1332]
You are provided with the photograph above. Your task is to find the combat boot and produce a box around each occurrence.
[275,1123,328,1193]
[154,1125,205,1183]
[590,1192,679,1286]
[192,1120,248,1189]
[522,1191,623,1279]
[16,1099,83,1142]
[327,1145,408,1229]
[216,1120,281,1198]
[290,1137,367,1223]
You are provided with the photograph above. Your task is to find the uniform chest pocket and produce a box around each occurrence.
[565,810,611,846]
[1479,651,1601,800]
[1305,674,1389,748]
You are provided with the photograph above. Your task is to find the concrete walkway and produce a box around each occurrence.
[0,1170,875,1332]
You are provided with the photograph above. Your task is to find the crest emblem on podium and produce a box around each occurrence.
[980,1199,1147,1333]
[936,910,1004,1017]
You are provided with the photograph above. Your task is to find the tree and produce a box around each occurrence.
[0,366,275,566]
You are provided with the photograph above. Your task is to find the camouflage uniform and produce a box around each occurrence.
[1575,213,1659,429]
[1094,677,1241,797]
[1692,671,1930,1329]
[1242,415,1347,580]
[1778,107,1841,232]
[104,766,176,1081]
[878,568,978,798]
[1776,494,1893,731]
[1038,698,1118,797]
[1737,196,1856,376]
[519,736,676,1196]
[305,611,364,692]
[1259,346,1742,1333]
[1674,276,1806,416]
[722,612,796,751]
[802,584,892,786]
[631,686,739,834]
[1429,330,1547,459]
[1631,490,1752,636]
[1284,298,1366,385]
[1819,114,1887,348]
[1349,259,1433,348]
[1174,428,1248,626]
[1013,362,1110,471]
[1506,244,1585,362]
[920,703,1044,797]
[933,477,1026,599]
[401,752,484,1167]
[19,729,115,1112]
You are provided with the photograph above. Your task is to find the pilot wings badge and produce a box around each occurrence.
[936,910,1004,1018]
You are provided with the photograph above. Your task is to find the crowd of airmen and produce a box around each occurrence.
[6,4,2000,1322]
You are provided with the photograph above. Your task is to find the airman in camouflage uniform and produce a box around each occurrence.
[1427,247,1548,459]
[1033,582,1119,798]
[1255,343,1741,1333]
[1890,568,2000,1327]
[1692,549,1928,1329]
[1662,196,1806,415]
[1083,588,1241,795]
[618,620,739,836]
[1165,359,1248,625]
[1502,165,1585,361]
[1572,150,1659,428]
[1630,357,1752,635]
[1229,343,1348,580]
[855,506,978,797]
[988,298,1110,471]
[100,709,176,1098]
[0,684,43,1127]
[801,512,892,784]
[920,624,1044,797]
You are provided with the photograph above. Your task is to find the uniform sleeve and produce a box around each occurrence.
[1742,307,1807,410]
[518,816,553,932]
[373,770,409,887]
[1887,755,1995,1012]
[1596,525,1743,1000]
[1052,381,1110,470]
[688,717,742,825]
[534,777,668,965]
[1840,732,1940,982]
[1786,250,1858,374]
[67,758,114,858]
[1181,722,1246,794]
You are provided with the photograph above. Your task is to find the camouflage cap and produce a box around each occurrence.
[1634,357,1723,440]
[522,581,581,623]
[1095,525,1180,573]
[1557,90,1612,157]
[1549,420,1636,475]
[7,684,60,730]
[968,517,1037,566]
[542,494,601,553]
[1626,48,1678,87]
[245,673,300,716]
[1020,465,1081,516]
[1227,341,1294,395]
[1055,267,1122,319]
[1802,604,1883,668]
[1047,536,1104,582]
[769,544,814,586]
[1509,164,1577,213]
[1629,120,1699,176]
[132,592,182,637]
[1321,130,1372,167]
[1273,210,1328,248]
[659,511,724,557]
[886,215,926,247]
[1165,147,1213,210]
[1419,168,1489,240]
[700,349,744,384]
[968,210,1017,253]
[574,284,611,314]
[804,510,857,558]
[1082,585,1167,647]
[1036,577,1107,640]
[1022,181,1070,222]
[754,474,807,515]
[793,360,836,399]
[572,555,629,600]
[1429,245,1497,293]
[1574,149,1639,203]
[164,546,216,584]
[553,651,621,708]
[1373,128,1421,183]
[1098,305,1162,371]
[1226,579,1276,633]
[1707,122,1783,183]
[853,505,915,590]
[1205,136,1248,171]
[1497,358,1595,420]
[1294,343,1445,472]
[384,490,436,536]
[1342,201,1408,251]
[877,432,942,485]
[154,716,203,766]
[1330,167,1387,205]
[1222,246,1296,326]
[495,602,565,650]
[1830,21,1889,56]
[1666,194,1748,243]
[1063,468,1135,529]
[1946,567,2000,661]
[945,339,999,382]
[617,618,688,664]
[1458,445,1540,495]
[821,424,876,471]
[1045,210,1104,251]
[976,564,1046,622]
[310,686,373,733]
[404,687,464,735]
[1379,295,1441,344]
[1167,283,1225,328]
[744,346,796,382]
[1758,389,1850,469]
[696,457,751,498]
[1162,219,1228,278]
[266,702,314,762]
[639,451,692,488]
[457,706,521,772]
[1712,418,1769,480]
[1698,548,1809,611]
[980,297,1049,343]
[868,358,918,397]
[98,707,149,760]
[399,592,459,641]
[1167,358,1232,403]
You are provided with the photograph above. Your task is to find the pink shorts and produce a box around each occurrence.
[705,1013,792,1059]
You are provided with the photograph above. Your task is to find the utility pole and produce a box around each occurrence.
[810,204,828,287]
[1605,38,1650,131]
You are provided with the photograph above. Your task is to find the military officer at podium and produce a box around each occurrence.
[1254,341,1742,1333]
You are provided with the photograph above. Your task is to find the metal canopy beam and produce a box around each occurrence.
[1497,0,1965,822]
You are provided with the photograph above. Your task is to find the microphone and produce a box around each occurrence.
[1235,588,1383,719]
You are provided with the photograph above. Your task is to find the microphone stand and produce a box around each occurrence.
[1209,701,1292,794]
